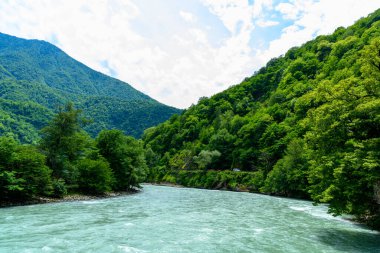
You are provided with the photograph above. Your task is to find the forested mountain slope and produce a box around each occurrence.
[143,9,380,228]
[0,33,180,142]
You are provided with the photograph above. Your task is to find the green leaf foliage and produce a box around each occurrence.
[0,136,52,200]
[77,158,114,194]
[1,103,149,204]
[39,103,93,183]
[96,130,147,191]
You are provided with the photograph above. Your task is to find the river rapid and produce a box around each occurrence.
[0,185,379,253]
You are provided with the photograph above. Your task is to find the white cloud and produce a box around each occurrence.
[0,0,144,75]
[0,0,379,109]
[256,19,279,27]
[180,11,197,23]
[252,0,274,17]
[201,0,254,35]
[275,0,314,20]
[256,0,380,66]
[0,0,169,103]
[0,0,260,108]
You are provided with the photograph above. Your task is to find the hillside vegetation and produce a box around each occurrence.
[0,33,180,142]
[143,9,380,228]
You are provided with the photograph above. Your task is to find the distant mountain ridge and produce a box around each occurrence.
[0,33,181,142]
[0,33,149,100]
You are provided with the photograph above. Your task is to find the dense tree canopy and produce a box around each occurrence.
[1,104,147,203]
[0,135,52,201]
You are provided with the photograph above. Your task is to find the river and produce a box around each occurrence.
[0,185,379,252]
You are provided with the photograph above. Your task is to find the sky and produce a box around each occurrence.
[0,0,380,109]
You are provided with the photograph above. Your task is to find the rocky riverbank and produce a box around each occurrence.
[145,182,250,192]
[0,190,139,208]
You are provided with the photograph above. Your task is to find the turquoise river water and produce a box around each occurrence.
[0,185,379,253]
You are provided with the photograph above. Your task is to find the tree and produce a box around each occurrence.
[262,139,308,198]
[360,38,380,97]
[96,130,147,191]
[169,149,194,170]
[193,150,221,170]
[77,157,114,194]
[0,136,52,200]
[40,103,92,183]
[305,42,380,227]
[0,170,25,200]
[209,128,235,169]
[12,145,53,198]
[0,136,24,200]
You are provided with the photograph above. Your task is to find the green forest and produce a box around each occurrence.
[0,8,379,231]
[142,10,380,228]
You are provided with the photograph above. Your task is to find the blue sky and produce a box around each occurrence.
[0,0,380,108]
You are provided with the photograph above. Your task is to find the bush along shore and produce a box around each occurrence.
[0,103,147,207]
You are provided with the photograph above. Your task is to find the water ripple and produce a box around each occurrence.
[0,185,379,253]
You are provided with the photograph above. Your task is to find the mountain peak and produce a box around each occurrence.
[0,33,181,141]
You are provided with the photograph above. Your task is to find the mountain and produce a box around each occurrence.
[0,33,181,142]
[143,9,380,228]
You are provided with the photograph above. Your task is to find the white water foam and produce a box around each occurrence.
[118,245,146,253]
[200,227,213,233]
[195,234,209,241]
[289,205,343,221]
[79,200,104,205]
[42,246,52,252]
[289,205,311,212]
